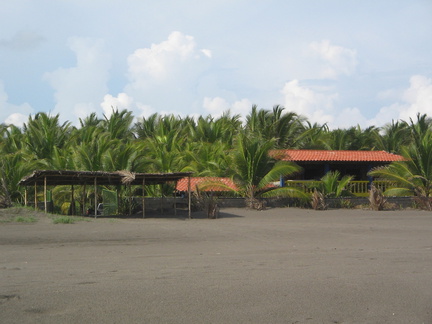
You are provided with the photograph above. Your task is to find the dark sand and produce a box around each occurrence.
[1,208,432,323]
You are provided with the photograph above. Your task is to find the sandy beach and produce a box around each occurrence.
[1,207,431,324]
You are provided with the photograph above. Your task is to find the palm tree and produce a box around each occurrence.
[369,122,432,210]
[22,112,72,162]
[245,105,305,148]
[101,108,135,141]
[181,141,230,176]
[311,171,354,198]
[225,132,307,208]
[375,120,410,154]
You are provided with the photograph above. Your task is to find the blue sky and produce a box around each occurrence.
[1,0,431,128]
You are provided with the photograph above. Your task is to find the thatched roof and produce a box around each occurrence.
[18,170,192,187]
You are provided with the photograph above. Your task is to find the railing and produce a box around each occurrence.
[285,180,394,197]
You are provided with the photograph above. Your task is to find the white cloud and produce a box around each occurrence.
[5,113,28,126]
[281,80,337,126]
[371,75,432,125]
[201,49,212,58]
[127,31,206,85]
[100,92,156,121]
[0,81,33,126]
[333,107,368,129]
[203,97,252,121]
[309,40,358,79]
[44,37,111,125]
[101,93,135,118]
[123,31,212,114]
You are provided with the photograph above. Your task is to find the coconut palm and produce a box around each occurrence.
[245,105,306,148]
[374,120,410,154]
[310,170,354,198]
[181,141,230,176]
[225,132,307,208]
[22,112,72,162]
[101,108,135,141]
[369,126,432,210]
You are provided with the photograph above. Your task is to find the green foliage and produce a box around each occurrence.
[310,171,354,198]
[2,106,432,212]
[228,132,307,207]
[52,216,75,224]
[14,216,37,223]
[369,114,432,210]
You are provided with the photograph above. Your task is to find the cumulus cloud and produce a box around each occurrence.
[281,80,337,126]
[122,31,212,115]
[44,37,111,125]
[203,97,252,121]
[127,31,209,85]
[0,81,33,126]
[100,92,155,120]
[371,75,432,126]
[309,40,358,79]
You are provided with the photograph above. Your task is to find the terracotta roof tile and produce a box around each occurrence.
[176,177,238,192]
[270,150,405,162]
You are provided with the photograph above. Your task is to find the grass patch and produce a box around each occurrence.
[51,215,92,224]
[14,216,37,223]
[52,216,75,224]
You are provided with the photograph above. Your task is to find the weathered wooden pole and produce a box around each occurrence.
[142,177,145,219]
[188,176,191,219]
[34,182,37,211]
[94,177,97,218]
[44,176,47,213]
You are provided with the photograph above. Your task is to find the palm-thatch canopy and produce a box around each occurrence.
[19,170,192,187]
[19,170,193,218]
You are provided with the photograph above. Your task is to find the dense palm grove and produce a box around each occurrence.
[1,105,432,210]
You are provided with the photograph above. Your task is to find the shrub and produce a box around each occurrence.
[369,185,387,211]
[311,189,327,210]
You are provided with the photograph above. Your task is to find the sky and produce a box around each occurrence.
[0,0,431,129]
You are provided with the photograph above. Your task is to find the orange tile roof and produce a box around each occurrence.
[176,177,238,192]
[270,150,405,162]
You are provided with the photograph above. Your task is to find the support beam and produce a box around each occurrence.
[174,181,177,216]
[142,177,145,218]
[188,176,191,219]
[34,182,37,211]
[24,187,27,207]
[82,183,86,215]
[44,176,47,213]
[71,184,75,215]
[94,177,97,218]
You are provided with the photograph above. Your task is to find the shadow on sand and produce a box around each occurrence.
[86,209,244,220]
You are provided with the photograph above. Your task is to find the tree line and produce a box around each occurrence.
[1,105,431,210]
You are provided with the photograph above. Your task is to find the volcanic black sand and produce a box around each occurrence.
[1,207,431,323]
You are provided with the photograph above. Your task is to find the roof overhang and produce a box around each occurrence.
[18,170,193,187]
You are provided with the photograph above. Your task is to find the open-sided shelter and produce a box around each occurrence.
[19,170,193,218]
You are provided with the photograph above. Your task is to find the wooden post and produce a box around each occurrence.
[82,183,86,215]
[44,176,47,213]
[188,176,191,219]
[24,187,28,207]
[71,184,75,215]
[174,181,177,216]
[142,177,145,218]
[34,182,37,211]
[94,177,97,218]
